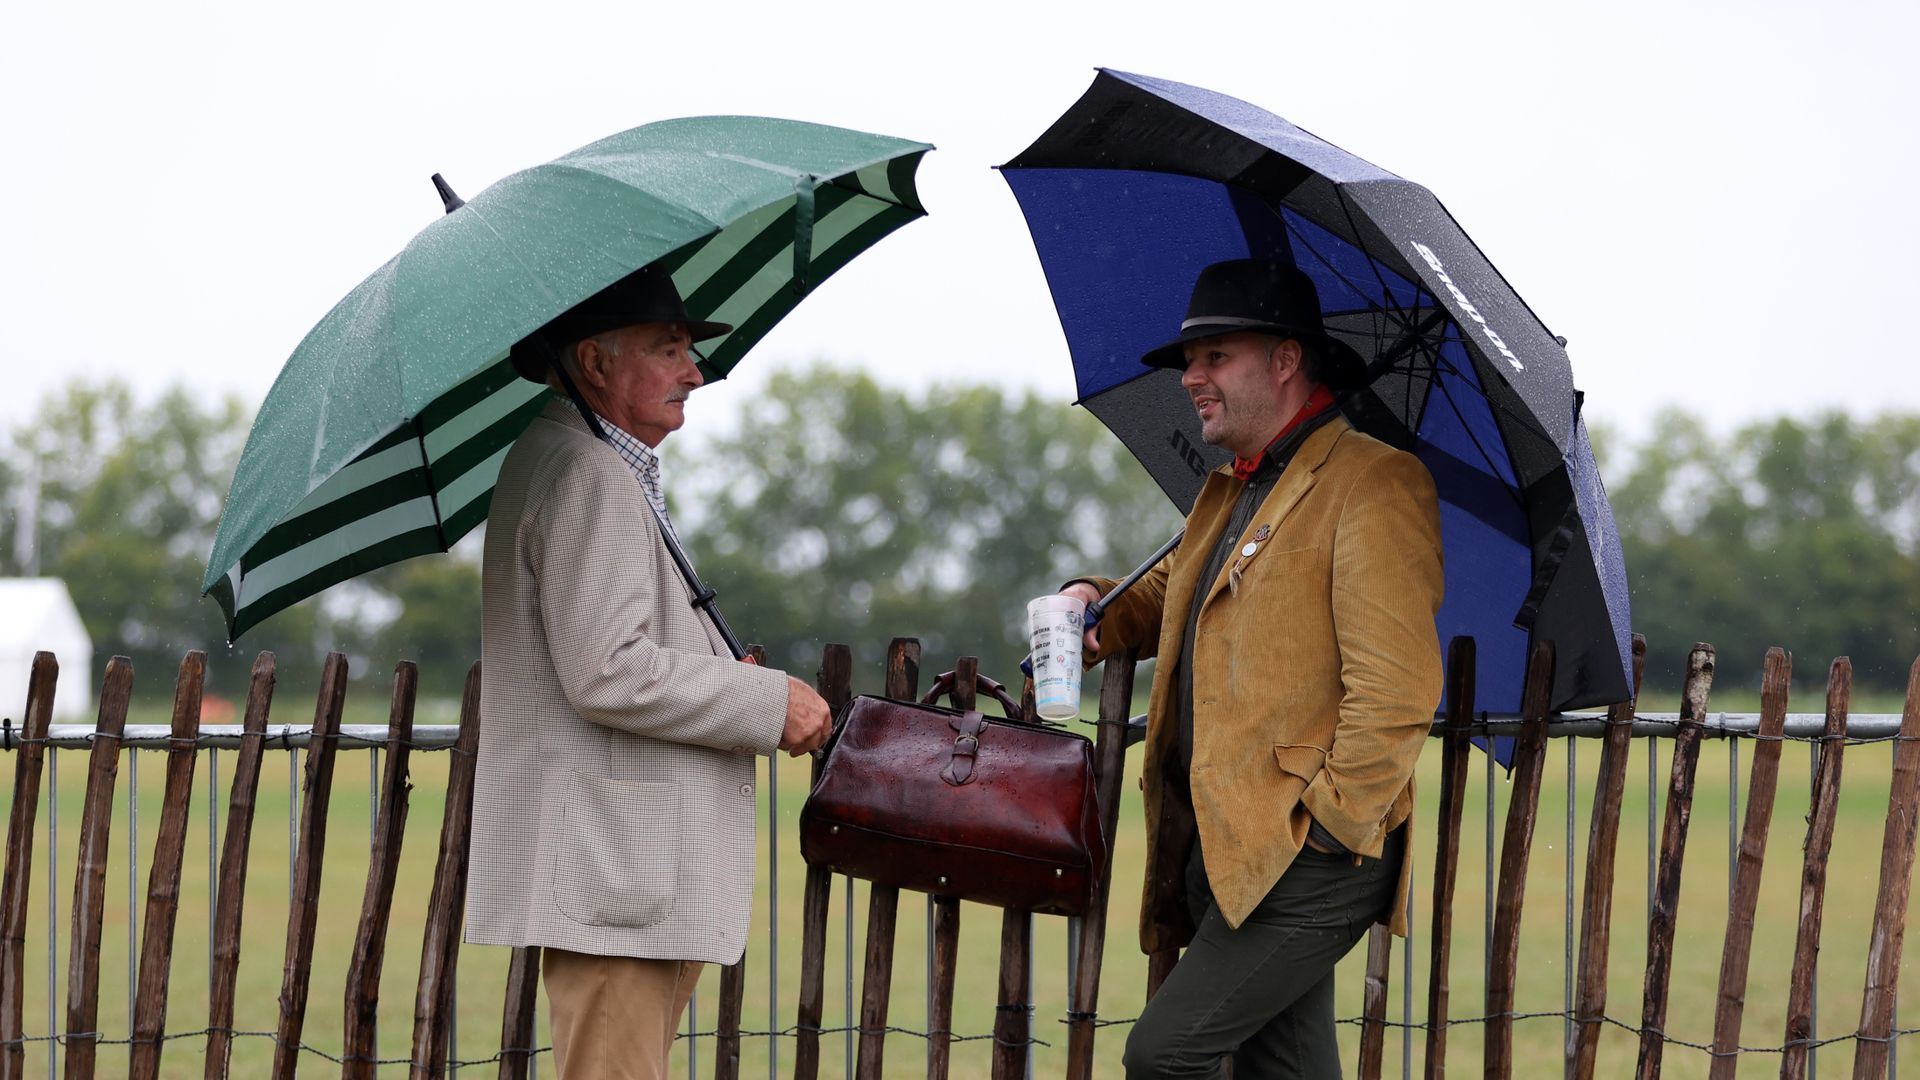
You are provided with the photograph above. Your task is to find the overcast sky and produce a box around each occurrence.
[4,0,1914,448]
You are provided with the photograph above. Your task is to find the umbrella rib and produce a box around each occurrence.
[413,413,450,551]
[1366,317,1560,458]
[1282,218,1424,345]
[1280,200,1561,455]
[1332,186,1422,333]
[1424,353,1527,509]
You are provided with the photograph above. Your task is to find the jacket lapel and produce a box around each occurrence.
[1197,420,1350,612]
[542,397,729,656]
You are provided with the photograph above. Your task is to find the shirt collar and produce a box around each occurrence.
[593,412,660,484]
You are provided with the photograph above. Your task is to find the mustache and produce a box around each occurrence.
[666,388,693,403]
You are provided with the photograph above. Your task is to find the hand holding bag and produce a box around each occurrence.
[798,670,1107,916]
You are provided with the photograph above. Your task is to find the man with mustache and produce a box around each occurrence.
[468,263,832,1080]
[1058,258,1444,1078]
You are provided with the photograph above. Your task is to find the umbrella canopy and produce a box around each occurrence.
[1001,69,1629,714]
[206,116,930,638]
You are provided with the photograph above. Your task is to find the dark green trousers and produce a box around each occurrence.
[1122,827,1405,1079]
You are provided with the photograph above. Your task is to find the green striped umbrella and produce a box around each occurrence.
[204,116,930,638]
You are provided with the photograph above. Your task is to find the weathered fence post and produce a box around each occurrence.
[1634,643,1715,1080]
[63,656,132,1079]
[926,897,960,1080]
[497,945,542,1080]
[711,645,768,1080]
[793,643,851,1080]
[1359,926,1392,1079]
[207,652,277,1080]
[409,660,480,1079]
[853,637,919,1080]
[342,662,418,1079]
[0,652,56,1080]
[1851,655,1920,1078]
[1064,647,1135,1080]
[991,910,1034,1080]
[1707,646,1790,1079]
[1570,634,1645,1079]
[129,650,206,1080]
[272,651,348,1079]
[1424,636,1477,1079]
[928,654,979,1080]
[1485,640,1554,1079]
[1145,949,1178,1004]
[1781,657,1851,1079]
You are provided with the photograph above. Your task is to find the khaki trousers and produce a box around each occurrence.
[543,947,704,1080]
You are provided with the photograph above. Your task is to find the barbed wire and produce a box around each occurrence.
[13,1008,1912,1063]
[1330,1008,1920,1058]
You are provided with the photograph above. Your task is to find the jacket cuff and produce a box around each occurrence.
[738,663,792,754]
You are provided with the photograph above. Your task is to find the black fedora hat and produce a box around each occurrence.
[1141,258,1364,386]
[509,263,731,382]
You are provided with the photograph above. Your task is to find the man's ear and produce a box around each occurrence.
[1269,338,1304,384]
[574,338,610,388]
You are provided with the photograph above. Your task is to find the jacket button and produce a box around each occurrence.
[738,783,753,796]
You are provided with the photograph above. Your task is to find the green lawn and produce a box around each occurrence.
[3,673,1916,1077]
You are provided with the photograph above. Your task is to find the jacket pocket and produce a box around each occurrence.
[552,776,679,929]
[1273,743,1328,783]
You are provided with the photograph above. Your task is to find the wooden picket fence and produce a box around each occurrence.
[0,633,1917,1078]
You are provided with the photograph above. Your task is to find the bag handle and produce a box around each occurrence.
[920,670,1023,717]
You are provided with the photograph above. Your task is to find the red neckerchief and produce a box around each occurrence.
[1231,385,1337,480]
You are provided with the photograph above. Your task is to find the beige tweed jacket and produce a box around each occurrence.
[465,399,789,964]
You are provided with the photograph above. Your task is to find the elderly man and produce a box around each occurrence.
[466,263,832,1080]
[1062,259,1444,1078]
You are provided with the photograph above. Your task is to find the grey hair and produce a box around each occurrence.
[545,329,628,393]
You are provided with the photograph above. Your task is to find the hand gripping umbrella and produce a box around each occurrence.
[1001,70,1630,715]
[204,117,931,649]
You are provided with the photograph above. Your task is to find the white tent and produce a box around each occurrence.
[0,579,93,721]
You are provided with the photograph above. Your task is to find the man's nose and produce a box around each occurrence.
[683,357,706,389]
[1180,362,1205,390]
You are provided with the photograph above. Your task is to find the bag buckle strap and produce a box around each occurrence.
[942,711,987,786]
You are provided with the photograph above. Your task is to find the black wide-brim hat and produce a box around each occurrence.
[1141,258,1365,387]
[509,262,731,382]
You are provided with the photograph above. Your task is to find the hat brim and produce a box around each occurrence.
[1141,326,1371,390]
[510,318,733,382]
[1139,321,1309,370]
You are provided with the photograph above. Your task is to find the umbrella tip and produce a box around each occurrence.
[431,173,465,214]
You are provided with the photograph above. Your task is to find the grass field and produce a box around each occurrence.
[3,674,1916,1078]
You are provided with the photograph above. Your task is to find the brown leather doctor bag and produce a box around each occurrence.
[798,670,1106,916]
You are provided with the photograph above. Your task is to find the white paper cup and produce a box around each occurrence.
[1027,594,1087,720]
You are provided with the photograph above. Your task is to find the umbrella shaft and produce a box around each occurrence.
[1090,529,1183,627]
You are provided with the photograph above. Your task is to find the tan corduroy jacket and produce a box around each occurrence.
[1084,418,1443,951]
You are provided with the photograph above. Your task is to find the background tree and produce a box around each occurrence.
[668,367,1183,680]
[2,382,332,699]
[4,373,1917,707]
[1602,409,1920,694]
[351,553,485,699]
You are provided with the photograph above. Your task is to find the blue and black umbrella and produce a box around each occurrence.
[1001,69,1631,714]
